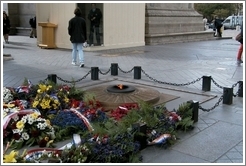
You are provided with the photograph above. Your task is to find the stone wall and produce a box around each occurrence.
[4,3,36,35]
[145,3,214,44]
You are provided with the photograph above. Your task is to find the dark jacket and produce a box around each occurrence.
[68,16,87,43]
[3,16,10,34]
[214,19,222,28]
[88,8,102,27]
[29,17,36,28]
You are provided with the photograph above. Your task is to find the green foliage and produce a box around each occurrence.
[175,102,194,131]
[194,3,239,20]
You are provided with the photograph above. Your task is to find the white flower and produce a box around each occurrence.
[37,123,42,129]
[13,128,23,134]
[39,123,47,130]
[22,132,30,140]
[3,87,13,103]
[28,118,34,125]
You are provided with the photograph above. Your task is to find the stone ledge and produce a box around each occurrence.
[145,31,214,38]
[3,54,14,61]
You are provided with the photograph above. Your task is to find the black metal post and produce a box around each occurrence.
[202,75,211,91]
[91,67,99,80]
[187,100,199,123]
[223,87,233,105]
[111,63,118,76]
[47,74,57,84]
[134,66,141,79]
[238,81,243,97]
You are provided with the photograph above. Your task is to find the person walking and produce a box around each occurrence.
[236,23,243,64]
[3,11,10,44]
[29,16,37,38]
[68,7,87,68]
[88,3,102,46]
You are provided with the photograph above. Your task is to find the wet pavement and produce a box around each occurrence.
[2,29,244,164]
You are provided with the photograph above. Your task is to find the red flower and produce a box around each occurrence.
[38,137,49,147]
[13,133,21,140]
[11,122,17,130]
[30,129,40,137]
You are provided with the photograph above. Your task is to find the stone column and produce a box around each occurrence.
[145,3,214,45]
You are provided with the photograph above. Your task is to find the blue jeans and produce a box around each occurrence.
[72,43,84,64]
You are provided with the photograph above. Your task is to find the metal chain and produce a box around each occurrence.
[99,68,111,75]
[198,95,224,112]
[211,77,224,89]
[118,66,134,74]
[141,69,202,86]
[56,70,91,83]
[233,81,241,97]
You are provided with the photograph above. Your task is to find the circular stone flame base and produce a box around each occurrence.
[85,85,160,110]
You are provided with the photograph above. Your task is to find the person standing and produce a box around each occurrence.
[236,23,243,64]
[88,3,102,46]
[203,16,207,30]
[68,7,87,68]
[29,16,37,38]
[214,17,223,37]
[3,11,10,44]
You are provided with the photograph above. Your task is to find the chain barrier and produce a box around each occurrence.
[198,95,224,112]
[45,66,241,113]
[99,68,111,75]
[118,66,134,74]
[141,69,202,86]
[232,81,240,97]
[56,70,91,84]
[211,77,224,89]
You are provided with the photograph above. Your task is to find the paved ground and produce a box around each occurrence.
[2,29,244,164]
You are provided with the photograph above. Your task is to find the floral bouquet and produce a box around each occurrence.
[4,111,55,149]
[31,82,70,115]
[3,87,14,103]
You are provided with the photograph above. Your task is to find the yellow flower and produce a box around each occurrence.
[38,84,47,92]
[32,101,39,108]
[64,97,69,103]
[44,136,49,141]
[54,99,59,104]
[3,150,18,163]
[16,121,25,129]
[3,103,15,108]
[46,119,51,126]
[30,112,39,119]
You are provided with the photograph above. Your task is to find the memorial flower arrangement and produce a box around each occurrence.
[3,78,195,163]
[31,82,70,115]
[3,87,14,103]
[6,111,55,149]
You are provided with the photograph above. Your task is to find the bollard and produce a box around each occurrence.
[187,100,199,123]
[223,87,233,105]
[91,67,99,80]
[134,66,141,79]
[237,81,243,97]
[111,63,118,76]
[47,74,57,84]
[202,75,211,91]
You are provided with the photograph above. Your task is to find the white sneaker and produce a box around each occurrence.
[71,62,76,65]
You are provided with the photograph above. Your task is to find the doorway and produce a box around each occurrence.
[77,3,103,46]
